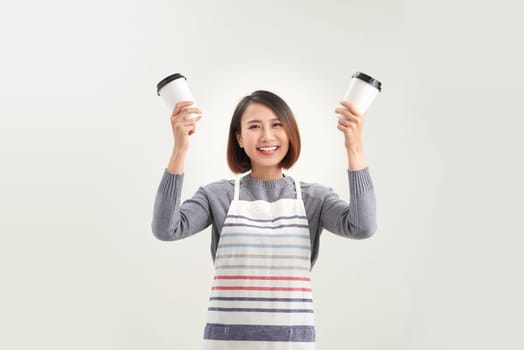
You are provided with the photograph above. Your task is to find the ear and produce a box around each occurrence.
[236,132,243,148]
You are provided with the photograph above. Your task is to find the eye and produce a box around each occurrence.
[273,122,283,127]
[248,125,260,129]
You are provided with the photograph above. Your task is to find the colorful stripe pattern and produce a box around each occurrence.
[203,178,315,348]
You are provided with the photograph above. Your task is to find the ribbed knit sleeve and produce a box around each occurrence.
[157,169,184,200]
[151,169,184,240]
[347,167,376,237]
[151,169,214,241]
[348,167,374,198]
[315,167,376,240]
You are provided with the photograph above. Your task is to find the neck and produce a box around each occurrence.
[249,166,283,180]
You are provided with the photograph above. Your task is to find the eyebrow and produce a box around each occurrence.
[246,118,281,124]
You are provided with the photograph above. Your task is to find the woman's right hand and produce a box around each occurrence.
[170,101,202,153]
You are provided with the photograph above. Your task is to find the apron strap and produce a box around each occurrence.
[234,177,240,201]
[295,179,302,201]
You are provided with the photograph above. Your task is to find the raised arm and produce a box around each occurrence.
[151,101,211,240]
[321,101,377,237]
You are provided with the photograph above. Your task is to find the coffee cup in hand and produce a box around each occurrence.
[336,72,382,118]
[157,73,202,120]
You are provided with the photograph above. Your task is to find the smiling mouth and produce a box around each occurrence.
[256,146,280,154]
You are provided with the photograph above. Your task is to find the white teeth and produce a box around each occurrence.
[258,146,278,151]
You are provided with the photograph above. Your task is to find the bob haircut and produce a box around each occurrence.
[227,90,301,174]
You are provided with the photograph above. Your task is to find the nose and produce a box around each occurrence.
[261,127,275,141]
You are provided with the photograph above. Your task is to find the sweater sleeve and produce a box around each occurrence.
[319,167,377,239]
[151,169,213,241]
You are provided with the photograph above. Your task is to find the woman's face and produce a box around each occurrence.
[236,102,290,175]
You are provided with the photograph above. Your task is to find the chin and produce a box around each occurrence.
[253,158,284,168]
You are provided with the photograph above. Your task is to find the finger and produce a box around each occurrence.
[339,101,363,117]
[180,107,203,118]
[181,106,202,113]
[338,118,351,127]
[339,118,361,132]
[345,114,362,124]
[172,115,194,127]
[182,119,197,127]
[172,109,201,123]
[338,120,356,131]
[335,106,354,118]
[171,101,195,116]
[335,108,361,123]
[337,124,347,133]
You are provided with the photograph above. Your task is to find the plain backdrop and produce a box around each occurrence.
[1,0,523,349]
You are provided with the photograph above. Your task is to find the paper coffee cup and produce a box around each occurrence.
[157,73,201,120]
[336,72,382,118]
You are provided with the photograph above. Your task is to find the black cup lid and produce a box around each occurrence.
[157,73,186,95]
[352,72,382,92]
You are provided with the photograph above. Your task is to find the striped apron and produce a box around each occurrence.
[202,177,315,350]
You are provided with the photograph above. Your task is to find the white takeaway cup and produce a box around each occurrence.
[157,73,202,120]
[336,72,382,118]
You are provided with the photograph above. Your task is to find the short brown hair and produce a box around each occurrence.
[227,90,301,174]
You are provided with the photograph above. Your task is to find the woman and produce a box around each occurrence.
[152,90,377,349]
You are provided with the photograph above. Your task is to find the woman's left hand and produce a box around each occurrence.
[335,101,364,150]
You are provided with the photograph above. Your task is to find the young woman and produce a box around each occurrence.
[152,90,377,350]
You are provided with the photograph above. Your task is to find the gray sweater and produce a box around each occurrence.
[152,168,377,269]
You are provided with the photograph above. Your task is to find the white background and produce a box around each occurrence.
[1,0,523,349]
